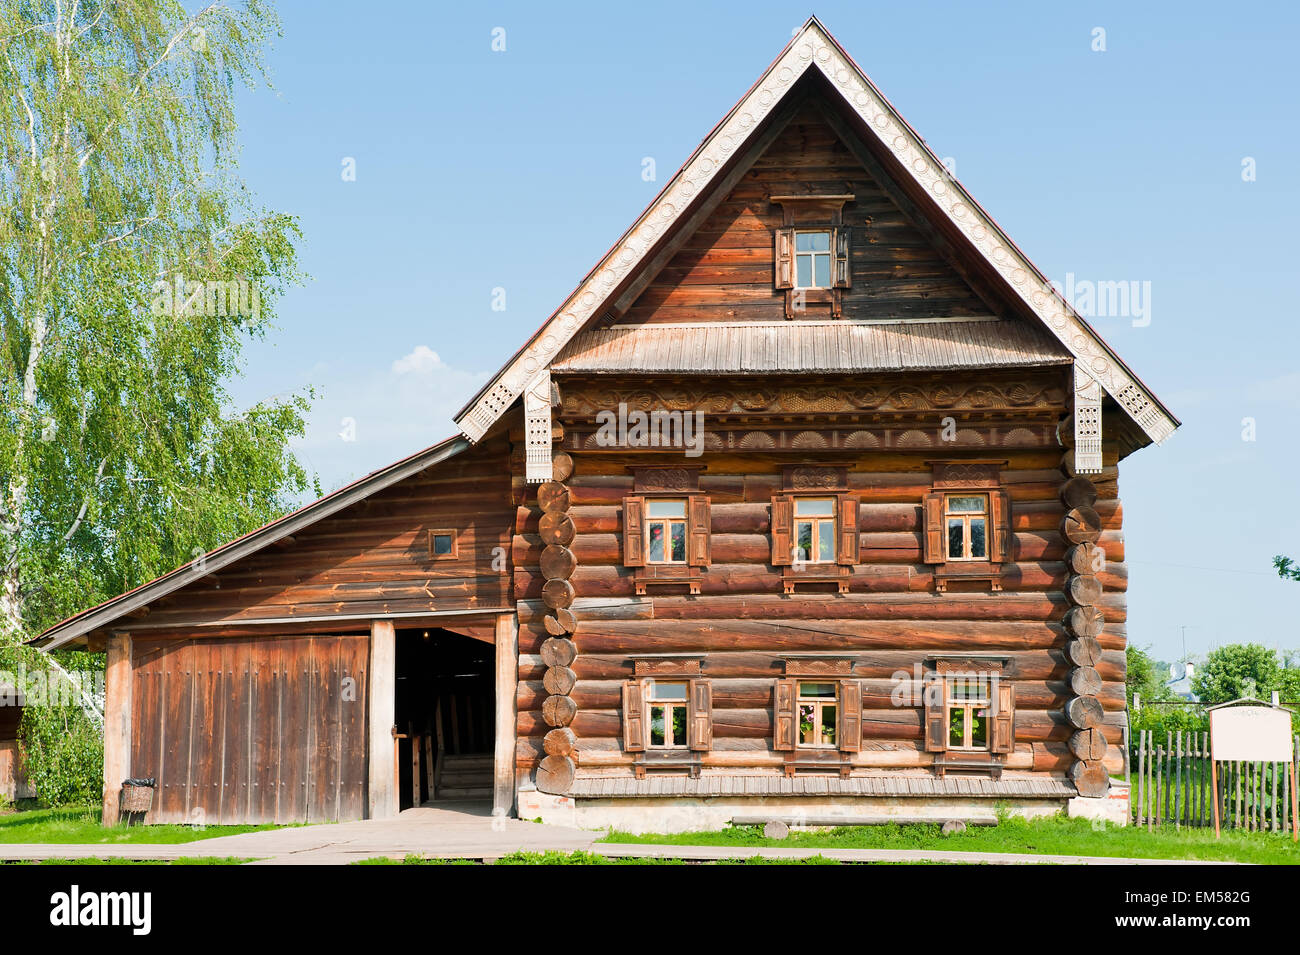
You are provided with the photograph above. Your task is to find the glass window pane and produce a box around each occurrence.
[796,256,812,288]
[796,521,812,561]
[948,708,965,747]
[650,706,665,747]
[670,522,686,562]
[818,519,835,562]
[821,704,836,744]
[799,703,816,744]
[672,706,688,746]
[796,498,835,516]
[799,682,837,698]
[648,523,664,562]
[796,231,829,252]
[971,709,988,748]
[814,254,830,288]
[970,518,987,558]
[947,518,964,559]
[647,499,686,518]
[648,681,688,701]
[432,534,453,555]
[947,495,986,514]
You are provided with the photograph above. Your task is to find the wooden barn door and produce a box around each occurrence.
[130,634,369,825]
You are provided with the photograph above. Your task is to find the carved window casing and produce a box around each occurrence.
[772,194,853,318]
[771,466,858,594]
[623,468,710,594]
[623,657,712,776]
[922,461,1011,593]
[922,657,1015,777]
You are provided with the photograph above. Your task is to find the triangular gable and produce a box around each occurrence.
[455,17,1178,447]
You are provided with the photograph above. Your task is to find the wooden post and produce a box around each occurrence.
[101,633,133,826]
[1211,757,1221,838]
[368,619,397,819]
[493,612,519,818]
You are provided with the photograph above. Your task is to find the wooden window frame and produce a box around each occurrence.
[645,679,690,750]
[923,658,1014,774]
[792,229,833,290]
[923,462,1010,593]
[626,493,710,594]
[945,677,991,751]
[773,487,858,593]
[943,493,989,562]
[644,498,689,566]
[793,496,838,566]
[428,529,458,561]
[796,680,840,749]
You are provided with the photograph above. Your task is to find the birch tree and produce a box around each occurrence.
[0,0,312,641]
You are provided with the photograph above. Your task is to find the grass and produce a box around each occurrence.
[5,857,254,865]
[0,803,284,844]
[598,813,1300,865]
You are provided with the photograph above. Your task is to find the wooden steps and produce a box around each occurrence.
[436,753,493,800]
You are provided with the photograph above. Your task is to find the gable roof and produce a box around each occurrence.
[33,435,470,650]
[455,17,1178,446]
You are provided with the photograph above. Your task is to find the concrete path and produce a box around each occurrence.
[0,801,1240,865]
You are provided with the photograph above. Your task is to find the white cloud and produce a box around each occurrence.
[391,345,445,376]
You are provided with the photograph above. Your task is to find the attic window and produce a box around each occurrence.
[794,231,832,288]
[429,529,458,560]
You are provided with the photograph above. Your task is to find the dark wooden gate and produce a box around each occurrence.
[130,634,368,824]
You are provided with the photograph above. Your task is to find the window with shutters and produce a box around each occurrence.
[645,499,688,564]
[772,489,858,593]
[794,497,837,563]
[944,494,988,561]
[772,205,853,318]
[646,680,689,749]
[797,681,838,748]
[923,661,1015,767]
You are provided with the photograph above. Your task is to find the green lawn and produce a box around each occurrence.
[597,813,1299,864]
[5,857,253,865]
[0,805,283,844]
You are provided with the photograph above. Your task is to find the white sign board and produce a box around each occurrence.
[1210,705,1294,762]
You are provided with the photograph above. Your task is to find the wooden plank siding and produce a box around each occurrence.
[130,634,368,824]
[127,436,514,630]
[612,102,995,326]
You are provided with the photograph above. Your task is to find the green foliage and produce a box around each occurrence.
[1273,555,1300,582]
[0,0,313,644]
[1192,643,1282,704]
[0,803,281,843]
[1125,644,1164,708]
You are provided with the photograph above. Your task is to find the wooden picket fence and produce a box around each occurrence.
[1132,729,1300,831]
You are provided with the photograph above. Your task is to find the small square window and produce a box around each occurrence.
[794,230,832,289]
[429,529,457,560]
[646,680,689,749]
[794,497,836,564]
[944,494,988,561]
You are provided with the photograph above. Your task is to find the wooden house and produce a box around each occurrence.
[36,19,1177,831]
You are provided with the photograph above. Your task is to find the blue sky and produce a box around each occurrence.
[226,1,1300,664]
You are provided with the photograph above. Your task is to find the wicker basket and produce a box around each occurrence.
[120,779,155,814]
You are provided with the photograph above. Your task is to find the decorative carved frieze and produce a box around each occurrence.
[569,423,1055,453]
[1073,365,1103,475]
[523,371,554,484]
[630,467,702,492]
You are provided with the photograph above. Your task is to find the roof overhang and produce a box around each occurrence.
[454,17,1178,447]
[32,435,470,651]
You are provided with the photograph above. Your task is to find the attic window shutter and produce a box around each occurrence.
[774,228,794,290]
[836,494,859,565]
[771,495,793,566]
[924,677,948,753]
[832,226,852,288]
[989,490,1012,564]
[922,492,945,564]
[992,680,1015,754]
[688,679,713,752]
[623,495,645,567]
[838,679,862,753]
[622,680,646,753]
[688,494,711,567]
[773,677,797,751]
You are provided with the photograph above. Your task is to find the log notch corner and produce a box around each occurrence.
[536,450,579,795]
[1059,467,1109,798]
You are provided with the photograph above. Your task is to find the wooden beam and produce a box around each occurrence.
[493,612,519,817]
[101,633,132,826]
[368,619,397,819]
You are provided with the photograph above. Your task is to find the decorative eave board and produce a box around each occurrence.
[454,17,1179,448]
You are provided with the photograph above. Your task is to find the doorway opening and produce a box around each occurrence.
[395,628,494,808]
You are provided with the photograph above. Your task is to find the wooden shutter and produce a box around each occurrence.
[924,677,948,753]
[688,679,713,752]
[836,494,859,565]
[838,679,862,753]
[622,680,645,752]
[688,494,711,567]
[989,490,1011,564]
[991,680,1015,754]
[832,226,852,288]
[622,495,645,567]
[773,677,797,751]
[774,228,794,289]
[922,492,945,564]
[770,495,793,566]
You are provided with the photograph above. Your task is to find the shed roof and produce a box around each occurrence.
[551,319,1071,376]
